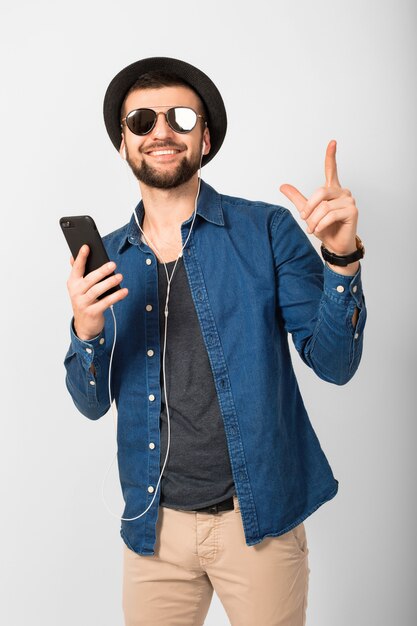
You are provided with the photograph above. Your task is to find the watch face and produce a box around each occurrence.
[356,235,365,255]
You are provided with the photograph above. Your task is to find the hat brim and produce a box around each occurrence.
[103,57,227,167]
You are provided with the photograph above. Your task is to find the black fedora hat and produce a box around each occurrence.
[103,56,227,167]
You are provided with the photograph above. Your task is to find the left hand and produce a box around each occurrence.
[279,140,358,255]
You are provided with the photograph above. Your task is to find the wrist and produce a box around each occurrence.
[325,260,360,276]
[73,319,102,342]
[321,235,364,268]
[323,241,357,256]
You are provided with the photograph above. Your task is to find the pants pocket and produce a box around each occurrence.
[233,495,240,513]
[290,522,308,556]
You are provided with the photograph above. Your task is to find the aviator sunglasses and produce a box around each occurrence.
[121,107,206,136]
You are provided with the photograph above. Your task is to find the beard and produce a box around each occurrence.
[125,142,201,189]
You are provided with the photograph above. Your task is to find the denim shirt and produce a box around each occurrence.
[64,180,366,556]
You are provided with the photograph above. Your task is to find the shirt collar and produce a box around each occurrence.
[117,179,224,254]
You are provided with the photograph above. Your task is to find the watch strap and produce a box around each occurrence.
[320,236,365,267]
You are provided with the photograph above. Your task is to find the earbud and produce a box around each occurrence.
[201,140,206,156]
[122,147,127,160]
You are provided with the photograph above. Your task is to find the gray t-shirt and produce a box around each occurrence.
[157,256,235,510]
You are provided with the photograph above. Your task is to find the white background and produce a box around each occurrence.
[0,0,415,624]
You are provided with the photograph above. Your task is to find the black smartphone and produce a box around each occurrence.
[59,215,121,300]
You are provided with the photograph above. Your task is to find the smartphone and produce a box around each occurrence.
[59,215,121,300]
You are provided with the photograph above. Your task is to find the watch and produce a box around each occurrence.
[320,235,365,267]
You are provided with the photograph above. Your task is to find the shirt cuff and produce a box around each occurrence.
[69,318,107,370]
[323,262,364,307]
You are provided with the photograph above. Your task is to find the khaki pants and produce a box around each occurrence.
[123,496,310,626]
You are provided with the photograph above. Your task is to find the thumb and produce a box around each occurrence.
[279,184,307,213]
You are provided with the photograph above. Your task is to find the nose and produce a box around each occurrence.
[152,111,174,139]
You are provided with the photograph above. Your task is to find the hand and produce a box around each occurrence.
[67,244,128,341]
[279,140,358,256]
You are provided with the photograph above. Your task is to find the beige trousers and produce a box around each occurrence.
[123,496,310,626]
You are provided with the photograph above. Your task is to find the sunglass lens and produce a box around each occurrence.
[167,107,197,133]
[127,109,156,135]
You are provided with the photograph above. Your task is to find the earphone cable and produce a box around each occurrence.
[101,151,203,521]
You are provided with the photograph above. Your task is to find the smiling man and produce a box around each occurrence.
[64,57,367,626]
[120,82,209,191]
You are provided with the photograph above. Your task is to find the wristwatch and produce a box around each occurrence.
[320,235,365,267]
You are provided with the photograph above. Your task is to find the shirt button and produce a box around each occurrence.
[352,285,358,293]
[149,442,155,450]
[148,485,155,493]
[146,258,152,265]
[336,285,345,293]
[146,304,153,312]
[354,332,359,340]
[85,347,92,354]
[147,349,154,357]
[99,338,105,345]
[149,394,155,402]
[89,380,96,386]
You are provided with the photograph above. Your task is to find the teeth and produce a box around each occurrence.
[150,150,178,156]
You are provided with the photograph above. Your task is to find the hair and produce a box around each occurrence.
[120,70,208,121]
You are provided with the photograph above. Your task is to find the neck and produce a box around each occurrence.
[136,174,201,263]
[139,174,200,232]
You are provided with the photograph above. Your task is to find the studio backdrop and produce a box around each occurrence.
[0,1,415,625]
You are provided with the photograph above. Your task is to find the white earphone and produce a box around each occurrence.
[102,147,204,523]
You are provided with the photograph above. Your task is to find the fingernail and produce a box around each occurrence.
[300,212,306,219]
[107,262,115,270]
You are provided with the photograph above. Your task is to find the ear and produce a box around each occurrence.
[202,127,211,155]
[119,136,127,160]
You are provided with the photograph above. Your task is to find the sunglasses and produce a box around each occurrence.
[121,107,206,136]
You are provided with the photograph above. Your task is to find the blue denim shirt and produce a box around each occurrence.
[64,180,366,555]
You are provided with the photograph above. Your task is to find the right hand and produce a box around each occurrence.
[67,245,129,341]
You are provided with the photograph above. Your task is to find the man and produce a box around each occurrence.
[64,57,366,626]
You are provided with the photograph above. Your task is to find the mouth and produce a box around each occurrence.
[142,142,187,160]
[146,149,182,157]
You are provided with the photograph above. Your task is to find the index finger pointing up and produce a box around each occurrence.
[324,139,341,188]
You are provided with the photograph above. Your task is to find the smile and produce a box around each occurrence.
[147,149,181,156]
